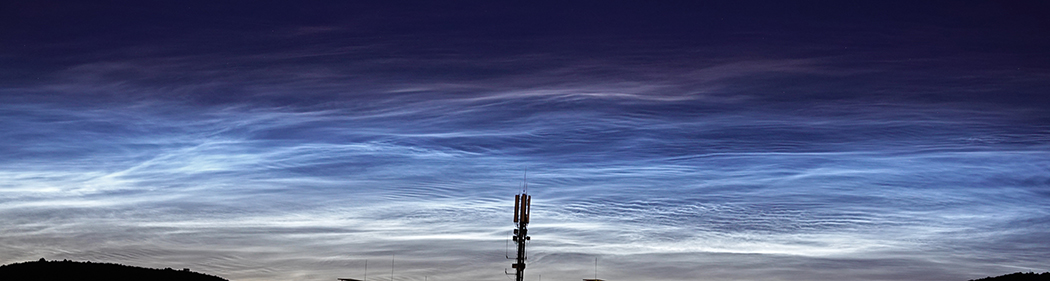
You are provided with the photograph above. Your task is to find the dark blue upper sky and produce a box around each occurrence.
[1,2,1049,281]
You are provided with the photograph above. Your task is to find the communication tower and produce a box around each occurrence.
[507,173,532,281]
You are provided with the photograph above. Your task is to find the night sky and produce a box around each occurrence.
[2,2,1049,281]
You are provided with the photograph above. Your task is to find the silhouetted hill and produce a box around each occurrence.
[0,258,228,281]
[971,272,1050,281]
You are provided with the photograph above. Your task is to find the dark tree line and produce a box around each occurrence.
[971,272,1050,281]
[0,258,228,281]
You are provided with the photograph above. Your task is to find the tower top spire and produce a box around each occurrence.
[522,168,528,194]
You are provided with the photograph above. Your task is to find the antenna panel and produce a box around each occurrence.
[514,194,521,223]
[519,194,528,223]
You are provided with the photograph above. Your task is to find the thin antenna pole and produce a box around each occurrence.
[364,259,368,281]
[594,257,598,280]
[523,169,528,193]
[390,254,395,281]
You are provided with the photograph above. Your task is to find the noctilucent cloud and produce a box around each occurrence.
[1,2,1048,281]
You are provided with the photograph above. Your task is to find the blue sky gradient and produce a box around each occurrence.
[1,2,1049,281]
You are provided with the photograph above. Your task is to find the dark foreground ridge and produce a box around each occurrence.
[971,272,1050,281]
[0,258,228,281]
